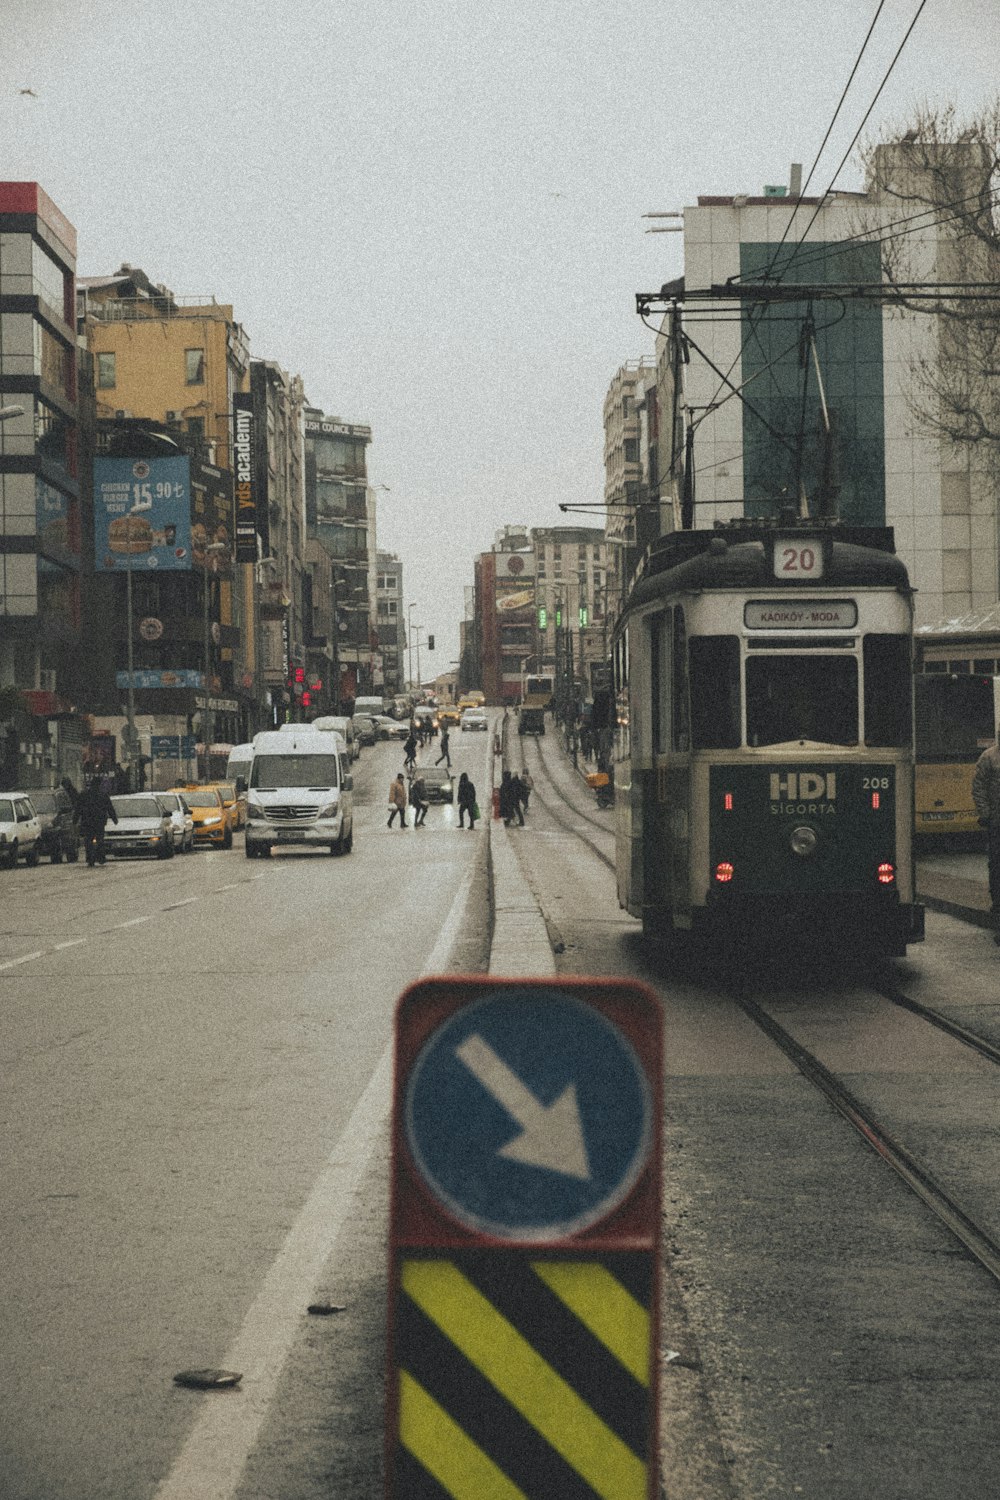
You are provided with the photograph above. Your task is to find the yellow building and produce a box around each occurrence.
[80,265,259,749]
[79,264,249,466]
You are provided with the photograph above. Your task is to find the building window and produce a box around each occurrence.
[185,348,206,385]
[187,416,205,439]
[97,351,116,389]
[624,438,638,463]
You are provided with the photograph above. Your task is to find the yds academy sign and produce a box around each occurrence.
[232,393,257,562]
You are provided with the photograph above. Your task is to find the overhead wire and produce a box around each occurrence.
[758,0,888,284]
[691,0,893,435]
[762,0,930,287]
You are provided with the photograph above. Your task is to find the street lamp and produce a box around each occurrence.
[201,541,229,768]
[407,602,417,691]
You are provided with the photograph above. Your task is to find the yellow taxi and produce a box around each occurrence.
[204,779,245,830]
[438,705,462,728]
[170,785,232,847]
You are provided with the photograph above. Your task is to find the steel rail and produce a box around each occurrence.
[872,979,1000,1067]
[733,986,1000,1287]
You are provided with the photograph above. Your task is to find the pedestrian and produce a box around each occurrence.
[387,772,408,829]
[972,734,1000,944]
[60,776,80,814]
[499,769,517,827]
[436,728,451,768]
[77,777,118,866]
[403,730,418,771]
[457,772,477,829]
[510,772,526,825]
[520,768,533,810]
[410,771,429,827]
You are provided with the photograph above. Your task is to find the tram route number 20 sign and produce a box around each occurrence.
[386,975,663,1500]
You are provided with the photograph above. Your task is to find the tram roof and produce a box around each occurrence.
[627,525,910,611]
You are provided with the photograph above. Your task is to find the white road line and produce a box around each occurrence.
[164,897,198,910]
[0,950,44,971]
[52,938,87,951]
[152,859,479,1500]
[216,883,240,891]
[115,916,151,929]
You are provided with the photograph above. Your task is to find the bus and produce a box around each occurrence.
[914,617,1000,836]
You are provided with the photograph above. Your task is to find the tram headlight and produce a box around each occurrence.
[790,825,818,857]
[877,862,895,885]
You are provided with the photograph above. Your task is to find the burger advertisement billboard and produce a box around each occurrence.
[94,456,192,572]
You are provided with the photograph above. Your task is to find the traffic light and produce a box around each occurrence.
[427,634,435,651]
[538,605,547,629]
[579,605,588,627]
[555,606,563,628]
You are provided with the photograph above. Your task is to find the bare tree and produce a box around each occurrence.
[860,101,1000,475]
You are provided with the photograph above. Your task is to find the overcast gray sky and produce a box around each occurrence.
[2,0,996,664]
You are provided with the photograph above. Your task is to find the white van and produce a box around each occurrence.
[226,742,254,792]
[353,695,388,720]
[245,729,354,858]
[311,715,360,760]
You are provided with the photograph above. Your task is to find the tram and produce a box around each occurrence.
[913,618,1000,836]
[612,522,924,956]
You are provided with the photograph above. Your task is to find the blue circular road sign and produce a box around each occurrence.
[404,987,652,1242]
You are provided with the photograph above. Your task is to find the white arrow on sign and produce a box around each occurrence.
[454,1033,591,1181]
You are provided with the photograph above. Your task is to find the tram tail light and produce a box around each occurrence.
[715,861,734,884]
[871,792,880,809]
[877,862,895,885]
[724,792,733,811]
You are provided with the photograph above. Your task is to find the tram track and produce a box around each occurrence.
[730,982,1000,1287]
[508,720,1000,1293]
[507,729,616,872]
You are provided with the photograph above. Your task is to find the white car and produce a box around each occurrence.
[155,791,195,852]
[0,793,42,868]
[460,708,488,732]
[105,794,175,860]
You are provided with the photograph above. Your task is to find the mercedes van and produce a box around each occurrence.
[245,729,354,858]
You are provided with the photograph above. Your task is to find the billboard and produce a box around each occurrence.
[233,392,257,562]
[94,456,192,572]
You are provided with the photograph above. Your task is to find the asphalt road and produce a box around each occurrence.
[0,733,491,1500]
[7,722,1000,1499]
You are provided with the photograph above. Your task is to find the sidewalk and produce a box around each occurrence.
[915,849,993,928]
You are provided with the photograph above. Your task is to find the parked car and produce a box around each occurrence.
[28,786,80,862]
[105,794,175,859]
[374,715,409,741]
[354,714,379,747]
[155,791,195,852]
[171,785,231,847]
[0,794,42,868]
[460,708,488,732]
[420,766,455,803]
[203,780,244,830]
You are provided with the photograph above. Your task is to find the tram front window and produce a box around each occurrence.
[746,655,858,747]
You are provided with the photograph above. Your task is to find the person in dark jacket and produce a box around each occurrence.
[509,772,526,825]
[410,772,429,827]
[77,779,118,866]
[457,772,477,829]
[973,737,1000,943]
[499,770,517,826]
[435,728,451,768]
[403,732,418,771]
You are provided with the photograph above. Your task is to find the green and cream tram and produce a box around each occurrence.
[613,524,924,957]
